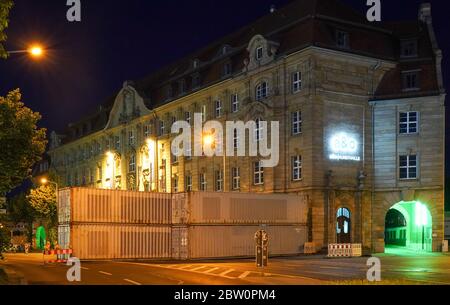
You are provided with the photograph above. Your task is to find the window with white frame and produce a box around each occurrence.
[201,105,207,122]
[402,71,420,90]
[399,155,417,179]
[215,100,222,118]
[401,39,418,58]
[292,155,302,181]
[199,173,207,191]
[185,111,191,124]
[256,46,263,60]
[399,112,418,134]
[255,118,264,142]
[114,136,121,150]
[129,155,136,173]
[159,120,165,136]
[256,82,268,101]
[292,71,302,93]
[128,130,135,146]
[144,124,151,138]
[232,167,240,190]
[233,129,239,150]
[215,170,223,191]
[254,161,264,185]
[291,111,302,135]
[231,93,239,113]
[184,142,192,160]
[185,175,192,192]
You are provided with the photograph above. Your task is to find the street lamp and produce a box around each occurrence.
[7,44,45,59]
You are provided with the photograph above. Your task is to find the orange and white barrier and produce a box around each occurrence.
[328,243,363,257]
[43,249,73,264]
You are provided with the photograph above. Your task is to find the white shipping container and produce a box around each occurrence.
[188,225,307,259]
[70,224,172,260]
[60,188,172,225]
[187,192,307,224]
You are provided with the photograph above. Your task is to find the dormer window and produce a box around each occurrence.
[223,62,232,76]
[193,59,200,69]
[336,30,349,48]
[192,74,201,88]
[179,79,187,94]
[222,45,230,55]
[256,46,263,60]
[166,85,173,99]
[402,70,420,91]
[401,39,418,58]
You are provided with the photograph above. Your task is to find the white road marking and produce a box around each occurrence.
[178,265,193,270]
[238,271,251,279]
[204,267,220,274]
[81,267,89,270]
[190,266,208,272]
[124,278,142,285]
[219,269,235,277]
[99,271,112,276]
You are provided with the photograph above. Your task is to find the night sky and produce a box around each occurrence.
[0,0,449,207]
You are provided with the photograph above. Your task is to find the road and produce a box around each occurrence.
[1,249,450,285]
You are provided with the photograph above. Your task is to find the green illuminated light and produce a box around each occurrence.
[414,201,428,226]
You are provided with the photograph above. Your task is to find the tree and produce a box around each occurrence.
[0,0,14,58]
[7,193,35,241]
[27,184,57,226]
[0,90,47,196]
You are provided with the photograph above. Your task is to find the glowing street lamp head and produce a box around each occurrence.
[40,177,48,185]
[203,134,214,147]
[28,45,44,58]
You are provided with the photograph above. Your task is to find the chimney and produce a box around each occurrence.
[418,3,432,24]
[270,5,276,13]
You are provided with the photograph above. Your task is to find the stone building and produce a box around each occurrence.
[48,0,446,253]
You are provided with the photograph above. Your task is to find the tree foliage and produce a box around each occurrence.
[7,192,35,225]
[27,184,56,223]
[0,0,14,58]
[0,90,47,196]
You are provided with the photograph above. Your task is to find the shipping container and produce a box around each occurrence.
[187,225,307,259]
[59,187,172,225]
[69,224,172,260]
[187,192,307,224]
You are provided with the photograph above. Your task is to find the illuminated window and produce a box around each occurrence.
[256,46,263,60]
[256,82,268,101]
[215,100,222,118]
[199,173,207,191]
[231,93,239,113]
[291,111,302,135]
[399,111,418,134]
[399,155,417,179]
[144,124,151,138]
[292,72,302,93]
[128,130,135,146]
[254,161,264,185]
[185,175,192,192]
[215,170,223,192]
[129,155,136,173]
[292,155,302,181]
[232,167,240,190]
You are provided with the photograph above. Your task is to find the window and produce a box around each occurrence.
[223,62,232,76]
[128,130,135,146]
[166,86,173,99]
[233,129,239,150]
[192,74,201,88]
[399,155,417,179]
[144,124,151,138]
[336,30,349,48]
[256,46,263,60]
[402,71,420,90]
[184,143,192,160]
[129,155,136,173]
[114,136,121,150]
[231,93,239,113]
[254,161,264,185]
[215,100,222,118]
[185,175,193,192]
[199,173,207,191]
[97,165,102,181]
[292,72,302,93]
[292,155,302,181]
[232,167,240,190]
[185,111,191,124]
[159,120,165,136]
[255,118,264,142]
[106,138,111,150]
[179,80,187,94]
[172,145,179,164]
[399,112,418,134]
[291,111,302,135]
[172,177,179,193]
[401,39,418,58]
[256,82,268,101]
[215,170,223,192]
[201,105,207,123]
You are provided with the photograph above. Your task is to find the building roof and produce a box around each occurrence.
[58,0,443,145]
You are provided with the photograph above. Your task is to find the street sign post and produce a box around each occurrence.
[255,230,269,268]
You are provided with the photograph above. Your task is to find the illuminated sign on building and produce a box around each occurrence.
[329,132,361,161]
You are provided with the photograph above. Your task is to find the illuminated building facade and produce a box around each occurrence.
[48,0,445,253]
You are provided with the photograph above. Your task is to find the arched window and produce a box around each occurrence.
[336,207,351,243]
[256,81,268,101]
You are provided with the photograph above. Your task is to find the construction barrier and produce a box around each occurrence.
[43,249,73,264]
[328,244,362,257]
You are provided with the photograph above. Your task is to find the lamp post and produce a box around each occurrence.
[7,45,45,59]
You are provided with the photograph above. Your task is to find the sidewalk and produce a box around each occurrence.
[0,265,27,285]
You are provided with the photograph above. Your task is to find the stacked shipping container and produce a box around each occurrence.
[58,188,308,260]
